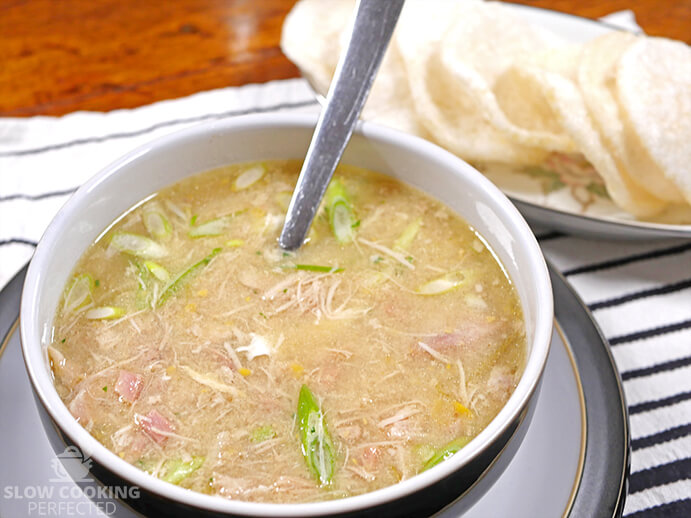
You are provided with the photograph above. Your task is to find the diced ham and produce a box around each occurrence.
[68,389,90,424]
[115,370,143,403]
[348,446,381,480]
[138,409,174,443]
[428,318,501,353]
[411,314,518,369]
[360,446,381,472]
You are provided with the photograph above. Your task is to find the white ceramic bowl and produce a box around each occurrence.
[20,113,552,517]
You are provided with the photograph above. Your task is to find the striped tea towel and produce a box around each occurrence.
[0,12,689,518]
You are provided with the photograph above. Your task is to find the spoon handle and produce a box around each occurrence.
[279,0,405,251]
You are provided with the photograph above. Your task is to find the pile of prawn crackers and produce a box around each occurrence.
[282,0,691,222]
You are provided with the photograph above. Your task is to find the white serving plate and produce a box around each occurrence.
[301,4,691,240]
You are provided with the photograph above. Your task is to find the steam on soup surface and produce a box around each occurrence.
[49,160,525,503]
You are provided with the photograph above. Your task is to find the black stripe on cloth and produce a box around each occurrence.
[626,498,691,518]
[632,423,691,451]
[562,243,691,276]
[535,231,565,242]
[0,98,319,158]
[629,457,691,494]
[589,278,691,311]
[622,355,691,381]
[609,319,691,346]
[0,187,77,202]
[0,238,38,247]
[629,390,691,415]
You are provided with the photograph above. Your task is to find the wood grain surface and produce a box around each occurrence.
[1,0,689,116]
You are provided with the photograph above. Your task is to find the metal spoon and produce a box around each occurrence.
[278,0,405,251]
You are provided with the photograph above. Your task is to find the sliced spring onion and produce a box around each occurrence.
[325,179,355,244]
[144,260,170,282]
[394,217,422,251]
[297,385,335,485]
[188,216,233,238]
[132,261,153,310]
[85,306,125,320]
[111,232,167,259]
[225,239,244,247]
[142,209,172,240]
[135,458,157,475]
[275,190,293,212]
[63,274,94,314]
[415,443,437,465]
[416,272,465,295]
[250,425,277,443]
[283,264,344,273]
[161,456,205,485]
[422,437,471,471]
[233,164,266,191]
[157,248,221,305]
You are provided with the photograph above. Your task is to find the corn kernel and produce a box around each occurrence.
[239,368,252,377]
[454,401,472,417]
[166,365,176,375]
[196,289,208,297]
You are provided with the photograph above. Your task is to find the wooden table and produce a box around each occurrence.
[1,0,689,117]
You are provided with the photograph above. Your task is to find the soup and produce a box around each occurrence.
[48,160,526,503]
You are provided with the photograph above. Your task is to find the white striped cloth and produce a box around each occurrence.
[1,12,689,518]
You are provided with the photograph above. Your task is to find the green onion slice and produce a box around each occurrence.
[422,437,471,471]
[143,260,170,282]
[417,272,465,295]
[161,457,205,485]
[250,425,277,443]
[85,306,125,320]
[394,217,422,251]
[233,164,266,191]
[142,209,172,240]
[158,248,221,305]
[297,385,335,485]
[111,232,167,259]
[63,274,95,314]
[275,191,293,212]
[325,179,355,244]
[188,216,233,238]
[283,264,344,273]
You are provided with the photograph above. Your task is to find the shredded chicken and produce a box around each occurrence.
[417,341,450,363]
[377,405,422,429]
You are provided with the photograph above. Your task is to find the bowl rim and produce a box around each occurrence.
[20,112,553,516]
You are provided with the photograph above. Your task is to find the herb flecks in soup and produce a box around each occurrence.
[49,160,526,503]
